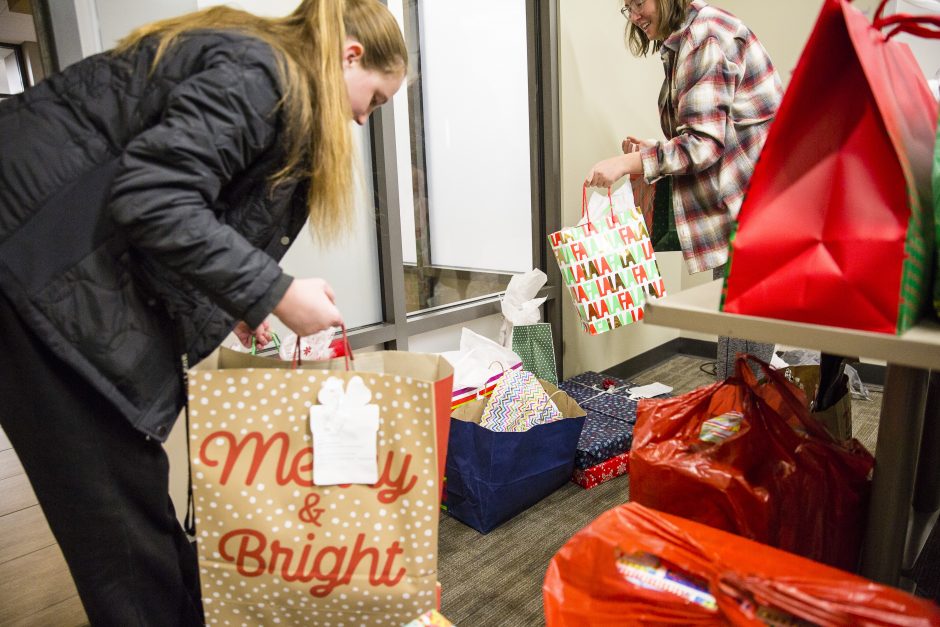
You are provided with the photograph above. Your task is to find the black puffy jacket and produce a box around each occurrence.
[0,31,309,440]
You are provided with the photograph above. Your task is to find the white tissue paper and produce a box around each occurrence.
[277,327,338,361]
[440,328,523,393]
[498,269,548,347]
[581,183,636,226]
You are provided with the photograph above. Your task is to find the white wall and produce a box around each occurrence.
[95,0,197,49]
[556,0,885,376]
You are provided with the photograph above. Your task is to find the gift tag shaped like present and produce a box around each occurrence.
[479,369,562,432]
[309,376,380,485]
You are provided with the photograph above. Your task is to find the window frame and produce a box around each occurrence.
[358,0,563,374]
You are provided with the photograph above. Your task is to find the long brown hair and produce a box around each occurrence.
[115,0,407,240]
[624,0,691,56]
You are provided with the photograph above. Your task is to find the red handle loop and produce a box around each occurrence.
[290,324,354,371]
[339,324,354,371]
[580,183,615,224]
[881,16,940,40]
[873,0,940,40]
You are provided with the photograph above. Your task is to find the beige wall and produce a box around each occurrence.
[557,0,882,375]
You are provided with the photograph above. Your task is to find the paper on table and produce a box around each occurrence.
[627,382,673,399]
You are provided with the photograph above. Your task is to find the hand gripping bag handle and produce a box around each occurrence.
[580,182,614,226]
[290,324,354,371]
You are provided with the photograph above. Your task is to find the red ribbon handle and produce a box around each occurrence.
[290,324,354,371]
[580,183,615,225]
[873,0,940,40]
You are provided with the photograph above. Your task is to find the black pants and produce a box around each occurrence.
[0,293,203,626]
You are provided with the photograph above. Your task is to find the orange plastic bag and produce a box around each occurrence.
[629,355,874,571]
[544,502,940,626]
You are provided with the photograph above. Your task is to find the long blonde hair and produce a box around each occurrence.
[116,0,407,239]
[624,0,691,56]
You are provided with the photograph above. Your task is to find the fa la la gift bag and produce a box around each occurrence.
[549,184,666,335]
[721,0,940,333]
[187,343,453,625]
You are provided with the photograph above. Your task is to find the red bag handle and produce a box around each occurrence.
[580,182,614,225]
[873,0,940,40]
[733,354,838,445]
[290,324,354,371]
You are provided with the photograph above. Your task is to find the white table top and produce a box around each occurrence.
[644,280,940,372]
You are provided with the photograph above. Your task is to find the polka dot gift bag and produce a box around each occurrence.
[187,344,453,626]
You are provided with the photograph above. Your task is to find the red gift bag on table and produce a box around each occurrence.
[721,0,939,334]
[544,502,940,626]
[629,355,874,571]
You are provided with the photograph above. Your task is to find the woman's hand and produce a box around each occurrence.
[234,320,273,348]
[622,135,656,155]
[621,136,655,181]
[584,153,642,188]
[272,277,344,337]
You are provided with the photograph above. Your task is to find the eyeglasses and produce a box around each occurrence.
[620,0,645,18]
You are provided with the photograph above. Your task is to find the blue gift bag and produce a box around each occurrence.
[443,382,586,533]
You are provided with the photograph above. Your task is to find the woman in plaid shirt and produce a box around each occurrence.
[586,0,783,379]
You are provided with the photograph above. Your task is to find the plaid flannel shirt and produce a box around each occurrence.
[639,0,783,274]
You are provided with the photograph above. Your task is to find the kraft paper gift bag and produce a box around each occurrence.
[188,347,453,625]
[721,0,939,334]
[549,184,666,335]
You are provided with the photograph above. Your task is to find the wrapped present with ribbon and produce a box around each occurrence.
[575,412,634,470]
[571,450,631,490]
[583,394,639,425]
[558,380,609,406]
[564,371,631,392]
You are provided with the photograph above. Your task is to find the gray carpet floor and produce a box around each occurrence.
[436,354,917,625]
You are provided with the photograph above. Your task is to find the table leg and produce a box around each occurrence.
[912,371,940,514]
[901,371,940,574]
[859,365,929,586]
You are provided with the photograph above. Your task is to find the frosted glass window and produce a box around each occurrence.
[0,46,25,96]
[397,0,534,313]
[418,0,533,273]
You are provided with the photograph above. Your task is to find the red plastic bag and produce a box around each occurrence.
[544,502,940,626]
[721,0,940,334]
[629,355,874,571]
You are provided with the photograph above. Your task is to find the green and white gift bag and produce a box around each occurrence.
[498,269,557,383]
[549,185,666,335]
[511,323,558,385]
